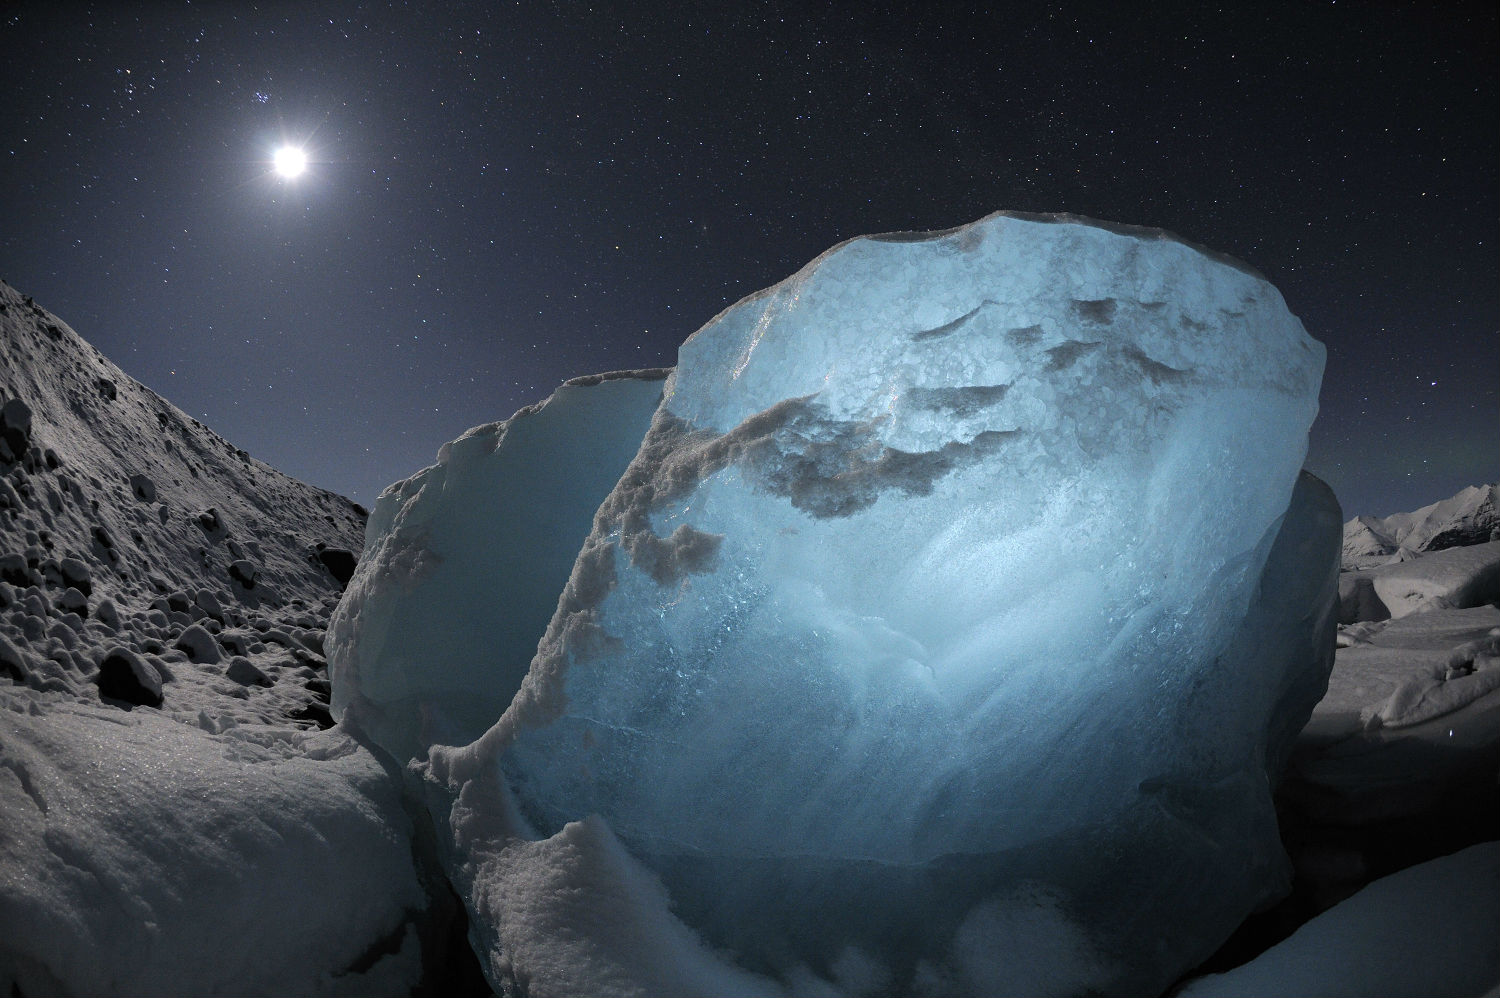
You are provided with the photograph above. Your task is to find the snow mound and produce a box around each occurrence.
[0,688,426,996]
[1339,540,1500,623]
[391,211,1337,995]
[1179,841,1500,998]
[1342,483,1500,570]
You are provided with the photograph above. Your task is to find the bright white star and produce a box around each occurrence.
[272,146,308,178]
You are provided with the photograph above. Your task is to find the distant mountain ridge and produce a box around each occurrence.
[1341,483,1500,570]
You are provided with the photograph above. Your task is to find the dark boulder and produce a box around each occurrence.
[96,647,164,708]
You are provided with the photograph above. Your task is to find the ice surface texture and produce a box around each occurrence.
[327,372,667,760]
[420,211,1336,994]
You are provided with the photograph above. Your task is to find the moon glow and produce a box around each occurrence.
[273,146,308,178]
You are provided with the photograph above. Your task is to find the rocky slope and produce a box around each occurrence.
[0,282,481,996]
[0,279,366,724]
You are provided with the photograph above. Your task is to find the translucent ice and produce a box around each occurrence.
[327,371,667,760]
[425,212,1338,993]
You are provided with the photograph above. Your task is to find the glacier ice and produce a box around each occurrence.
[343,211,1340,994]
[327,371,667,761]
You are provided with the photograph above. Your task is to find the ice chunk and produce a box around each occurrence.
[327,370,668,760]
[1368,540,1500,617]
[421,212,1335,994]
[1339,540,1500,622]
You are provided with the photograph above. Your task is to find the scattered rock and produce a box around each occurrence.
[292,700,334,730]
[0,633,28,682]
[229,559,258,589]
[193,588,225,623]
[217,630,252,656]
[0,398,32,458]
[96,647,163,707]
[225,656,272,687]
[59,557,91,597]
[129,473,157,502]
[0,552,32,587]
[92,598,120,631]
[57,587,88,619]
[174,623,222,664]
[197,507,224,535]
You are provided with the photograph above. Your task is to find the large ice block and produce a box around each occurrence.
[431,212,1338,994]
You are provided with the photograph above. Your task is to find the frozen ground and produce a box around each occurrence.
[0,271,1496,995]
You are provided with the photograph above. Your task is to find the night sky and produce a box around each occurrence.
[1,1,1494,518]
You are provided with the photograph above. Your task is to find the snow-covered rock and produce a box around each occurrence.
[1339,540,1500,623]
[1179,841,1500,998]
[399,212,1337,995]
[1341,483,1500,570]
[95,646,164,707]
[328,370,668,761]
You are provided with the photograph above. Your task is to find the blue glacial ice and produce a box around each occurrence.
[327,371,668,760]
[335,211,1342,995]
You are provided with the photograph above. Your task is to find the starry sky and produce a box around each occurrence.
[1,1,1494,517]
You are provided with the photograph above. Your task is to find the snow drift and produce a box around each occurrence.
[333,211,1342,995]
[1,280,441,995]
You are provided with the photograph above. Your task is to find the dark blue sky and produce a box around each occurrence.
[1,1,1495,517]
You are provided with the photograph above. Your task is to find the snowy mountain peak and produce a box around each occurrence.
[1341,482,1500,569]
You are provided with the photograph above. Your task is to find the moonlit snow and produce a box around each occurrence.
[0,282,441,995]
[1179,841,1500,998]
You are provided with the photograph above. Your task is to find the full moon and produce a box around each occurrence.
[272,146,308,178]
